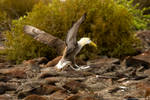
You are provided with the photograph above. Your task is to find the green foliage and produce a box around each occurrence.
[0,10,10,32]
[0,0,41,19]
[133,0,150,15]
[4,16,56,64]
[116,0,150,30]
[4,0,139,63]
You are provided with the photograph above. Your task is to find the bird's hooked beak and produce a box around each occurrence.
[89,41,97,48]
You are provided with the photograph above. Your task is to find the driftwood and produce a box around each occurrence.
[23,25,66,55]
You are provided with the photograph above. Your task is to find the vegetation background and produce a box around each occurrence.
[0,0,149,63]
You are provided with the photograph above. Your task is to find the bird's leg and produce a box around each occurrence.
[69,63,90,71]
[79,65,90,69]
[75,63,91,70]
[74,64,90,70]
[75,64,80,68]
[70,65,80,71]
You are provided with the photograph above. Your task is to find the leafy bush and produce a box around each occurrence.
[4,17,56,64]
[4,0,139,63]
[133,0,150,14]
[0,10,10,32]
[0,0,41,19]
[116,0,150,30]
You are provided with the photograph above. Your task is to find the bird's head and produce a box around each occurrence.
[78,37,97,48]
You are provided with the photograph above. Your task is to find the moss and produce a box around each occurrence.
[4,0,139,63]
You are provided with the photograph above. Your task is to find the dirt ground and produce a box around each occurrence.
[0,31,150,100]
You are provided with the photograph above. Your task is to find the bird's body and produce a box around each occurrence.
[56,40,82,70]
[56,14,97,70]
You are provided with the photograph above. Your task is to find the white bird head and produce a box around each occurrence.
[78,37,97,48]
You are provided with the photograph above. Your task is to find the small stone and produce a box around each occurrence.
[23,57,48,65]
[136,82,150,98]
[65,95,81,100]
[0,63,6,69]
[44,77,61,84]
[0,74,11,82]
[0,94,12,100]
[33,85,62,95]
[24,94,47,100]
[0,82,17,94]
[126,50,150,68]
[80,96,99,100]
[75,58,86,65]
[36,57,48,64]
[124,96,139,100]
[45,56,62,67]
[117,78,128,82]
[144,69,150,76]
[136,30,150,51]
[0,67,26,78]
[39,71,58,79]
[65,95,99,100]
[0,82,7,94]
[87,58,120,65]
[63,81,86,93]
[49,90,68,100]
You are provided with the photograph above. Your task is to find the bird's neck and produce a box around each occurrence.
[77,39,86,47]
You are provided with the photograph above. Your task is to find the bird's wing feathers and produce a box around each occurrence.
[65,13,86,55]
[23,25,46,36]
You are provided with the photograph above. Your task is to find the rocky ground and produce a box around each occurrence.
[0,30,150,100]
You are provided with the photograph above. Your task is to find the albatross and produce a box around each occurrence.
[56,13,97,71]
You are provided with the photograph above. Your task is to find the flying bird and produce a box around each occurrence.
[56,13,97,71]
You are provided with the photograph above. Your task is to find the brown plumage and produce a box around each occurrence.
[23,13,97,71]
[56,13,97,70]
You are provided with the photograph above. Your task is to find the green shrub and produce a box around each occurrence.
[133,0,150,15]
[4,17,56,64]
[116,0,150,30]
[0,10,10,32]
[0,0,41,19]
[4,0,139,63]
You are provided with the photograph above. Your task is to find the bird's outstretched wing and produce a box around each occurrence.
[65,13,86,55]
[23,25,65,55]
[24,25,46,37]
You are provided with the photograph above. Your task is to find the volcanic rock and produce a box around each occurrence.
[24,94,47,100]
[126,50,150,68]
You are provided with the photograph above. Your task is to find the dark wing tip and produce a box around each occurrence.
[83,13,87,18]
[80,13,87,23]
